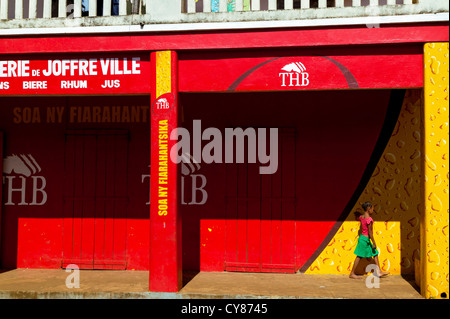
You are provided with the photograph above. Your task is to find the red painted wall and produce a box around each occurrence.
[179,90,391,271]
[0,23,446,275]
[1,89,391,271]
[0,96,150,270]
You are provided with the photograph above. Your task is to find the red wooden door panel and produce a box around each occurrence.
[281,131,297,269]
[225,128,297,273]
[62,130,129,269]
[247,160,261,270]
[225,160,239,270]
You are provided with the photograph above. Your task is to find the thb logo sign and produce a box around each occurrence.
[141,153,208,206]
[155,98,170,111]
[180,153,207,206]
[2,154,47,206]
[279,62,310,87]
[152,93,175,115]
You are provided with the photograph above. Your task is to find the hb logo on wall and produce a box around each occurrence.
[141,152,208,206]
[180,153,207,205]
[2,154,48,206]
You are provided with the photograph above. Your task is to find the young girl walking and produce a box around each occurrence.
[349,201,389,279]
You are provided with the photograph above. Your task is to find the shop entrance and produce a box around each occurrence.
[62,130,129,269]
[224,129,297,273]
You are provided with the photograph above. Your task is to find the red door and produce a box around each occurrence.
[225,129,297,273]
[62,130,129,269]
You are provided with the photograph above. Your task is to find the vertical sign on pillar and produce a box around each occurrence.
[422,42,449,299]
[150,51,182,292]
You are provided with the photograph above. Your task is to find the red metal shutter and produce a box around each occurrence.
[225,128,297,273]
[62,130,129,270]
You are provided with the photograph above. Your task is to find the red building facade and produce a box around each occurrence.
[0,11,449,296]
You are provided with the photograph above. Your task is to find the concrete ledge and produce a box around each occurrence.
[0,291,334,299]
[0,290,180,299]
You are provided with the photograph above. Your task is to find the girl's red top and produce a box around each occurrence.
[359,215,373,237]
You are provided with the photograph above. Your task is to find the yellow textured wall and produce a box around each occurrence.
[155,51,173,97]
[306,89,423,276]
[422,42,449,299]
[305,43,449,300]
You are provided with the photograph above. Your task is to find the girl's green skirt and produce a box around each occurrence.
[354,235,379,258]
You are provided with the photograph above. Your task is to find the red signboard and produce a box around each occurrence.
[1,49,423,96]
[0,54,151,95]
[179,51,423,92]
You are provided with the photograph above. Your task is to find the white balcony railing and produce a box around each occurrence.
[0,0,132,19]
[0,0,448,29]
[187,0,418,13]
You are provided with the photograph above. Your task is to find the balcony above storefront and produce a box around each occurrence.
[0,0,448,33]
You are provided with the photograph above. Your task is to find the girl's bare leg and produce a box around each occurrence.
[349,256,363,279]
[373,256,389,277]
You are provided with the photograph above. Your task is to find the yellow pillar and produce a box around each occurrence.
[422,42,449,299]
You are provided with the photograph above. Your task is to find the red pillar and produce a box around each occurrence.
[149,51,182,292]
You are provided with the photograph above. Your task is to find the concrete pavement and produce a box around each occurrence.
[0,269,422,299]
